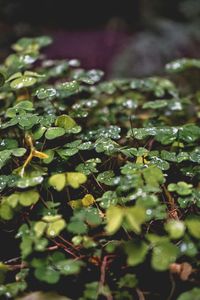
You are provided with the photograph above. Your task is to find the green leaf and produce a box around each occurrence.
[56,259,83,275]
[42,215,62,223]
[0,72,5,87]
[125,206,146,233]
[166,58,200,73]
[97,171,117,186]
[12,36,52,53]
[0,203,14,220]
[118,274,138,288]
[12,148,26,157]
[75,158,101,175]
[10,76,37,89]
[143,99,168,109]
[128,127,178,145]
[34,221,47,238]
[106,206,124,234]
[81,282,99,300]
[0,150,12,169]
[142,165,164,188]
[97,191,118,209]
[49,173,66,191]
[55,115,77,130]
[179,124,200,143]
[85,207,102,226]
[46,219,66,237]
[124,241,148,266]
[177,288,200,300]
[95,138,119,154]
[0,138,18,150]
[43,149,55,164]
[68,220,88,234]
[190,149,200,163]
[19,190,40,206]
[45,127,65,140]
[18,114,39,129]
[36,87,57,99]
[34,266,60,284]
[185,217,200,239]
[66,172,87,188]
[16,177,43,188]
[32,126,47,140]
[6,101,34,118]
[6,193,19,208]
[168,182,193,196]
[58,81,79,92]
[151,241,179,271]
[165,220,185,239]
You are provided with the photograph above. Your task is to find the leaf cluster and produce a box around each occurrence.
[0,37,200,299]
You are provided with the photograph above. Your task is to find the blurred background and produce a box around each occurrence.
[0,0,200,78]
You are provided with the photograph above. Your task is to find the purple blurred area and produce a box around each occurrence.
[44,30,130,74]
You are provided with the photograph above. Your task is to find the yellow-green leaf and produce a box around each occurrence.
[34,221,47,238]
[106,206,124,234]
[66,172,87,189]
[125,206,146,234]
[81,194,95,207]
[49,173,66,191]
[19,190,39,206]
[46,219,66,237]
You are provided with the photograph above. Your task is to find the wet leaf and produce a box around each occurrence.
[166,58,200,73]
[55,115,77,130]
[36,87,57,99]
[34,221,47,238]
[10,76,37,89]
[45,127,65,140]
[46,219,66,237]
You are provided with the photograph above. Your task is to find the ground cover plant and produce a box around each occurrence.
[0,36,200,300]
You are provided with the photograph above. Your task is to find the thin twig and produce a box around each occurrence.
[136,289,145,300]
[167,273,176,300]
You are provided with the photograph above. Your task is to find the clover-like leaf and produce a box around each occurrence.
[185,217,200,239]
[165,220,185,240]
[166,58,200,73]
[19,190,40,207]
[151,241,179,271]
[66,172,87,189]
[106,206,124,234]
[46,219,66,237]
[168,182,193,196]
[36,87,57,99]
[81,194,95,207]
[125,206,146,234]
[124,241,148,266]
[177,288,200,300]
[48,173,66,191]
[55,115,77,130]
[10,76,37,89]
[45,127,65,140]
